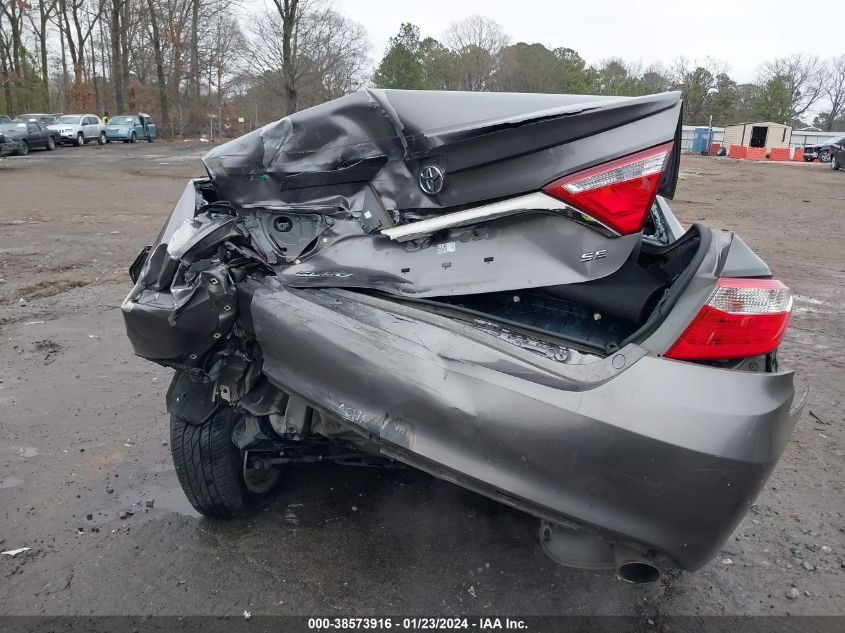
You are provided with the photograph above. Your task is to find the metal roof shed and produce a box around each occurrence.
[722,122,792,150]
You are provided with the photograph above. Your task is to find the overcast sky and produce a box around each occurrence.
[328,0,845,84]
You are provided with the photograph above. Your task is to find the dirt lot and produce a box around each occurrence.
[0,144,843,618]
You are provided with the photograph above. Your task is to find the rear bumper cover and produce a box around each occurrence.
[229,278,800,571]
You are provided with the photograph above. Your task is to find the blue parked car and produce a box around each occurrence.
[105,113,156,143]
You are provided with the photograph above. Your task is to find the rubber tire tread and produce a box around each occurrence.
[170,408,254,518]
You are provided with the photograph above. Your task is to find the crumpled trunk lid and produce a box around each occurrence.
[203,89,683,212]
[199,90,683,299]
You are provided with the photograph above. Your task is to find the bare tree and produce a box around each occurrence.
[821,55,845,131]
[0,0,24,111]
[25,0,59,101]
[145,0,168,132]
[251,1,367,113]
[204,8,247,135]
[442,15,508,91]
[0,13,13,111]
[108,0,131,111]
[758,53,823,120]
[268,0,300,114]
[288,3,367,105]
[54,0,105,111]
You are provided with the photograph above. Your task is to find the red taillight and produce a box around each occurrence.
[666,278,792,361]
[542,142,673,235]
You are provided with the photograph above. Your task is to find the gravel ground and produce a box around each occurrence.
[0,144,842,618]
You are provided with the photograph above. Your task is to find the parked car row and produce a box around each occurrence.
[0,112,157,157]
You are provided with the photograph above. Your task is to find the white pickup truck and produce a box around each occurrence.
[47,114,106,146]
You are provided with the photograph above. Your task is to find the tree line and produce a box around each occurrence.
[0,0,368,136]
[2,3,844,136]
[374,20,845,131]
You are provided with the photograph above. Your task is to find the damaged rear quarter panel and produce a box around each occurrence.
[242,277,797,571]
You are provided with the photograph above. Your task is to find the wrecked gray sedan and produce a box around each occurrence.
[123,89,801,583]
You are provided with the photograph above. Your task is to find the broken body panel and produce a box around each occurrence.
[123,89,799,575]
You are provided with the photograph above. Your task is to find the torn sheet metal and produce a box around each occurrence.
[123,209,244,361]
[122,90,684,366]
[128,91,683,301]
[277,214,640,297]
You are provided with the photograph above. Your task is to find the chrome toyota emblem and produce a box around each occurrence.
[419,165,444,195]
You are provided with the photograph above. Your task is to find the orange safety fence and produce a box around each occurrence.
[793,147,804,161]
[728,145,747,159]
[746,147,767,160]
[769,147,790,161]
[709,142,721,155]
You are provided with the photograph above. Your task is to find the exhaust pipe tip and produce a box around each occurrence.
[614,545,661,584]
[538,521,663,583]
[616,561,661,584]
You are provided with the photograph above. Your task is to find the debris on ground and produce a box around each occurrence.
[145,498,154,509]
[1,547,32,557]
[808,411,830,425]
[243,610,252,619]
[33,339,62,364]
[467,586,477,598]
[786,587,800,599]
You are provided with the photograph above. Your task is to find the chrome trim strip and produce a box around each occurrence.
[381,192,620,241]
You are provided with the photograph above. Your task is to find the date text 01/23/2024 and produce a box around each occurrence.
[307,617,528,630]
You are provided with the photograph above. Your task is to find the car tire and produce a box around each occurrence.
[832,156,841,171]
[75,132,84,147]
[170,407,282,518]
[47,136,56,151]
[130,131,137,144]
[17,140,29,156]
[98,131,106,145]
[819,150,831,163]
[147,136,154,143]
